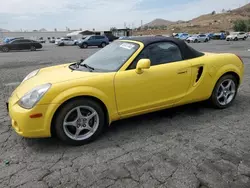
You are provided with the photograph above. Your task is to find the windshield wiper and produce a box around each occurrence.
[80,63,95,72]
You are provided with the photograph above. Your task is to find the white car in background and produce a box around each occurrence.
[55,38,78,46]
[186,34,209,43]
[226,32,248,41]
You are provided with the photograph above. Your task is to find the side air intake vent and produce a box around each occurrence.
[196,66,203,82]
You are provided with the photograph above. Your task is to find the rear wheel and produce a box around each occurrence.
[101,42,106,48]
[210,74,238,109]
[54,99,106,145]
[234,37,238,41]
[2,46,9,52]
[205,39,208,42]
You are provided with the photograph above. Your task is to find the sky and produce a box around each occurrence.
[0,0,248,31]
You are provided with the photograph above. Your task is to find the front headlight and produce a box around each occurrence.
[18,83,51,109]
[22,69,40,83]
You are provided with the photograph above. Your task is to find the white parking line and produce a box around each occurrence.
[4,82,20,86]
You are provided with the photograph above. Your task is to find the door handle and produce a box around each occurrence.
[177,69,188,74]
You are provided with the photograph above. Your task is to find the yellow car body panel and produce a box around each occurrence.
[8,39,244,138]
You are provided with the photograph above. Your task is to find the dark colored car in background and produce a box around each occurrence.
[0,39,43,52]
[78,35,109,48]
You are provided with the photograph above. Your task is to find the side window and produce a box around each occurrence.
[11,40,20,44]
[96,36,104,39]
[127,42,183,70]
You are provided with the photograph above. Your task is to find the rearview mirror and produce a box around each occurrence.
[136,59,151,74]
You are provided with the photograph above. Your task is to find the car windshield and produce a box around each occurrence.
[84,36,91,40]
[80,41,139,72]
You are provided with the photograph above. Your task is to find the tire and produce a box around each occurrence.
[101,42,106,48]
[2,46,9,52]
[30,46,36,51]
[82,43,88,48]
[210,74,238,109]
[54,99,106,146]
[194,39,198,43]
[243,37,246,40]
[234,37,238,41]
[205,39,208,42]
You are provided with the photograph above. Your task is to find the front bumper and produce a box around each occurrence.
[8,93,59,138]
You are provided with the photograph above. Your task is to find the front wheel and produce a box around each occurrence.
[81,43,88,48]
[54,99,106,145]
[1,46,9,52]
[210,74,238,109]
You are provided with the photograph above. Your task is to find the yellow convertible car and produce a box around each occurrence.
[7,36,244,145]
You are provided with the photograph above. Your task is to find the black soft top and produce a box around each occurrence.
[127,36,204,60]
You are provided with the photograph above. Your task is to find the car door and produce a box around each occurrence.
[87,36,95,46]
[9,40,21,50]
[114,42,192,116]
[199,35,205,42]
[22,40,32,49]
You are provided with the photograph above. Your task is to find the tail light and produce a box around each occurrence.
[235,54,244,64]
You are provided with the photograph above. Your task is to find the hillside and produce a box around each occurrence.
[135,3,250,35]
[143,18,174,27]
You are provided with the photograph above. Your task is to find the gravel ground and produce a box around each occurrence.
[0,40,250,188]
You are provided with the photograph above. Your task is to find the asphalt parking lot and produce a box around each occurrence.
[1,39,250,188]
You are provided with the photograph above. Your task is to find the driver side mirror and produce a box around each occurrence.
[136,59,151,74]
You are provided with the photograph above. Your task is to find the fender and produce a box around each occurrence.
[211,63,242,90]
[43,86,119,135]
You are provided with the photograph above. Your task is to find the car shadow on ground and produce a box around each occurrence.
[21,94,250,152]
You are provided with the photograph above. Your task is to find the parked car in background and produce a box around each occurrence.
[186,34,209,43]
[78,35,109,48]
[174,33,190,40]
[205,33,214,40]
[55,38,78,46]
[0,39,42,52]
[37,37,46,43]
[104,33,119,42]
[226,32,248,41]
[212,33,226,40]
[49,37,56,43]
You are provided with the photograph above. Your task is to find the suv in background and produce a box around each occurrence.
[226,32,248,41]
[78,35,109,48]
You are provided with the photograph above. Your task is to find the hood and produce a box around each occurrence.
[15,63,102,98]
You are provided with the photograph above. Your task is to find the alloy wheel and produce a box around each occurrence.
[63,106,99,141]
[216,79,236,106]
